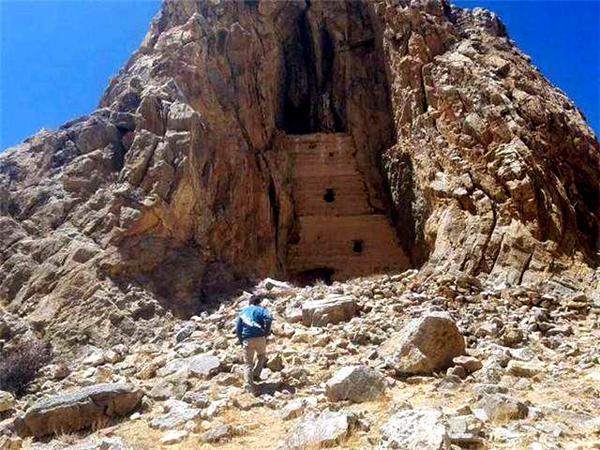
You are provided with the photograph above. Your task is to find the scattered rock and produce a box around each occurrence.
[175,323,196,343]
[157,353,220,379]
[160,430,188,445]
[472,384,508,397]
[266,354,284,372]
[302,295,357,327]
[325,365,386,403]
[83,351,105,367]
[200,424,232,443]
[506,360,542,377]
[446,415,485,446]
[150,400,201,430]
[477,394,528,422]
[46,363,71,380]
[446,365,467,379]
[382,312,465,374]
[280,399,307,421]
[379,409,450,449]
[452,356,483,373]
[259,278,292,292]
[284,411,356,449]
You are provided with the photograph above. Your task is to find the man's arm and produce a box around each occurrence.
[236,316,243,344]
[262,309,273,336]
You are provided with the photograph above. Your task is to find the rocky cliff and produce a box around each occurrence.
[1,0,598,350]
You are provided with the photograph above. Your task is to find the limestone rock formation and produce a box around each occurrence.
[0,0,598,352]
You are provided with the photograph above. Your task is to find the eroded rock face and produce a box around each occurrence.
[0,0,597,351]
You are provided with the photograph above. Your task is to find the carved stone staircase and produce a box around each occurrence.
[284,133,410,281]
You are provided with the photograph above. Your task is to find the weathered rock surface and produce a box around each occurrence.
[160,429,189,445]
[0,391,14,413]
[14,383,142,438]
[0,0,597,354]
[382,312,466,374]
[283,410,356,449]
[156,353,220,379]
[379,408,450,449]
[506,359,543,377]
[200,424,232,443]
[476,393,529,422]
[149,399,200,430]
[452,356,483,373]
[302,295,357,327]
[325,365,386,403]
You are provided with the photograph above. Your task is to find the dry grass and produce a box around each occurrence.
[0,338,52,395]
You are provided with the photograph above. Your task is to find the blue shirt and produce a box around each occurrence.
[236,305,273,341]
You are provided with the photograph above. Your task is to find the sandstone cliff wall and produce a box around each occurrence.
[0,0,598,349]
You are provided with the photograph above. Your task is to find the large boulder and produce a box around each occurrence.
[325,365,386,403]
[302,295,357,327]
[283,410,356,449]
[14,383,142,438]
[379,409,450,449]
[382,312,465,374]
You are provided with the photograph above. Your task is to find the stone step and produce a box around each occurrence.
[287,215,410,280]
[293,174,373,216]
[284,132,410,281]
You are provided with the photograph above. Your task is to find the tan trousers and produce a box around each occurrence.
[242,336,267,388]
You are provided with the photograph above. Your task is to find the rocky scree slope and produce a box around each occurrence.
[0,0,598,352]
[1,272,599,449]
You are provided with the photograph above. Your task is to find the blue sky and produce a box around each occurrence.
[1,0,160,151]
[454,0,599,135]
[1,0,598,151]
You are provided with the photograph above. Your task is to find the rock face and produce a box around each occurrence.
[325,365,386,403]
[0,0,598,350]
[382,312,465,374]
[14,383,142,438]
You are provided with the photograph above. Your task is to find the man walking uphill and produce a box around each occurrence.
[236,295,273,393]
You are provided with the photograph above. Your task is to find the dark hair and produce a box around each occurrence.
[249,295,262,305]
